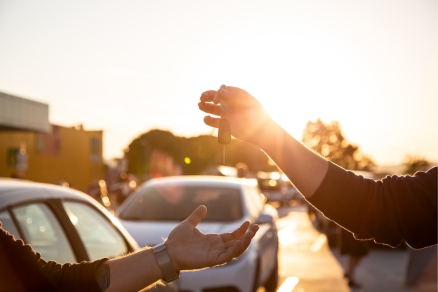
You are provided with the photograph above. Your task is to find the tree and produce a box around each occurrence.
[125,130,182,176]
[403,155,431,175]
[302,119,375,171]
[125,129,276,179]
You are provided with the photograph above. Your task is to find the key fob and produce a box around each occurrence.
[218,118,231,144]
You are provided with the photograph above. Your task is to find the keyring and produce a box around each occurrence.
[219,84,228,112]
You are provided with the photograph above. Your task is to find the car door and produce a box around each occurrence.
[0,198,131,263]
[0,196,177,292]
[244,186,278,284]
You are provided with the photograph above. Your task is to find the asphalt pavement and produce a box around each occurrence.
[273,204,437,292]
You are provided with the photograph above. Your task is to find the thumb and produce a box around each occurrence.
[185,205,207,227]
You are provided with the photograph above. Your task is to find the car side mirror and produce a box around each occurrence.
[256,213,274,225]
[261,193,268,203]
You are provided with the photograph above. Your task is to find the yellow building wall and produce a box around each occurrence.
[0,125,104,192]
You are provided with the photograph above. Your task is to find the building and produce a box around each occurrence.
[0,91,104,192]
[0,91,50,133]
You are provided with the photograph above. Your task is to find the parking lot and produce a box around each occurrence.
[273,203,437,292]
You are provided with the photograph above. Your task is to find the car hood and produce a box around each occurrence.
[120,220,243,248]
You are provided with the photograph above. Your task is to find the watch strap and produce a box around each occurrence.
[153,242,180,283]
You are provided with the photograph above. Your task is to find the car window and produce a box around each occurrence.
[0,210,21,240]
[243,186,263,221]
[11,203,76,263]
[63,201,128,261]
[119,185,243,222]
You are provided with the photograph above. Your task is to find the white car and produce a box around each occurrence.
[0,178,175,291]
[116,175,280,292]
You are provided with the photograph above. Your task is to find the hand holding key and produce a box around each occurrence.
[198,85,275,147]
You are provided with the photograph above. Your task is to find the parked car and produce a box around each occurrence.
[0,178,175,291]
[257,171,300,205]
[116,175,280,292]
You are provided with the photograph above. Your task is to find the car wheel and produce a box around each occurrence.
[264,256,279,292]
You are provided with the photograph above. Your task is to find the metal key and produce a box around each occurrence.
[218,85,231,165]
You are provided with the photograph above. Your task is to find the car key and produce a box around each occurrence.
[218,85,231,165]
[218,118,231,165]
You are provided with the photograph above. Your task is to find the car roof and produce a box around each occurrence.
[143,175,259,188]
[0,178,95,210]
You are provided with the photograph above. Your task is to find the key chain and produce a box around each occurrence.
[218,85,231,165]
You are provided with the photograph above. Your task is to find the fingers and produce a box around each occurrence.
[231,224,259,247]
[220,221,250,242]
[249,224,260,234]
[236,224,259,248]
[199,86,233,116]
[222,224,259,262]
[199,90,222,117]
[199,90,217,103]
[199,86,233,126]
[199,87,234,104]
[200,85,260,114]
[203,116,221,128]
[221,223,259,262]
[185,205,207,227]
[198,101,222,117]
[214,85,232,105]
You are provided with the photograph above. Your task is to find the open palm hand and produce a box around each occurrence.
[165,205,259,271]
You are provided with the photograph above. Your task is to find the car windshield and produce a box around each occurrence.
[119,184,243,222]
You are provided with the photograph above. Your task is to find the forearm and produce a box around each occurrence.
[253,120,329,198]
[1,226,107,291]
[309,165,438,248]
[106,247,163,292]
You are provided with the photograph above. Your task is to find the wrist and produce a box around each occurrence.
[249,119,284,149]
[163,238,181,271]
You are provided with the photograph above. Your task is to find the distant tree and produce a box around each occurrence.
[181,135,221,174]
[227,139,278,173]
[125,129,275,179]
[302,119,375,171]
[403,155,431,175]
[125,130,182,176]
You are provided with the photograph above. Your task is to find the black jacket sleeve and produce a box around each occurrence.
[308,163,437,249]
[0,224,108,292]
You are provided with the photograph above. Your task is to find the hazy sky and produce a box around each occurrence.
[1,0,437,166]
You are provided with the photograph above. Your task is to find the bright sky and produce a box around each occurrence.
[0,0,436,166]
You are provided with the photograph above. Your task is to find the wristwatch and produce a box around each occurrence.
[153,242,180,283]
